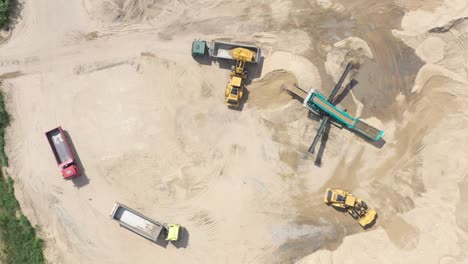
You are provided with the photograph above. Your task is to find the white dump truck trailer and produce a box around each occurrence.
[110,202,181,242]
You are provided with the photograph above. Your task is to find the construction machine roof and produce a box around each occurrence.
[230,76,243,87]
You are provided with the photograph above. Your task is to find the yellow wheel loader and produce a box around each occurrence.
[324,188,377,228]
[225,76,245,108]
[191,40,261,108]
[224,48,253,108]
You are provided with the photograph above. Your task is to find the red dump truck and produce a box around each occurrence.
[45,126,80,179]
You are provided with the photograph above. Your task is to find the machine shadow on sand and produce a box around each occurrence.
[127,230,169,248]
[172,228,190,249]
[141,227,189,248]
[153,234,169,248]
[63,130,90,188]
[217,56,265,85]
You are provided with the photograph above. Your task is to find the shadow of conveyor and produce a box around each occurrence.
[332,79,359,105]
[314,119,331,167]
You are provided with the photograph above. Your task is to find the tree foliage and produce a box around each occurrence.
[0,0,12,28]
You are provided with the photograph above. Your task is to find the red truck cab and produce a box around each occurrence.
[45,126,81,179]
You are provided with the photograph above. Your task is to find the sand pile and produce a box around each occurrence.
[83,0,164,24]
[296,1,468,263]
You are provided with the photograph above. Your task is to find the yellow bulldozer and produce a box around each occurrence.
[324,188,377,228]
[224,48,253,108]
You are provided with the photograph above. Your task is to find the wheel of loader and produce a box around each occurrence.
[349,210,359,220]
[361,201,368,210]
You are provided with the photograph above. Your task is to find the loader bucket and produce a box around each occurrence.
[358,209,377,227]
[231,48,254,62]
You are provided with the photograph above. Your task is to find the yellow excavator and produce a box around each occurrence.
[324,188,377,228]
[224,48,254,108]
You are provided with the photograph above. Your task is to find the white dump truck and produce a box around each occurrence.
[192,40,261,63]
[110,202,181,242]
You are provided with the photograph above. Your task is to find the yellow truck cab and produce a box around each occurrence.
[225,76,244,108]
[165,224,182,241]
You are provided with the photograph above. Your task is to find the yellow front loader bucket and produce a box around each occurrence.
[358,209,377,227]
[231,48,254,62]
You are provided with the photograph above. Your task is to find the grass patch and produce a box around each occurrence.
[0,175,45,263]
[0,0,13,29]
[0,86,45,263]
[0,86,10,166]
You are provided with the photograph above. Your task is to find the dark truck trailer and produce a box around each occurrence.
[45,126,80,179]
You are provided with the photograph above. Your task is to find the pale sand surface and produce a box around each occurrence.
[1,0,468,263]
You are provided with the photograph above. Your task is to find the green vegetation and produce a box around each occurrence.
[0,175,45,263]
[0,87,10,166]
[0,0,12,28]
[0,87,45,263]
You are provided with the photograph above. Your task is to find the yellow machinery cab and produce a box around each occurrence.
[225,76,244,107]
[165,224,182,241]
[230,76,242,87]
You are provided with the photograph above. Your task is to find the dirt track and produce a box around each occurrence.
[1,0,468,263]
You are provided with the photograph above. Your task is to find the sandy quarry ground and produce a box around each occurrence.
[1,0,468,263]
